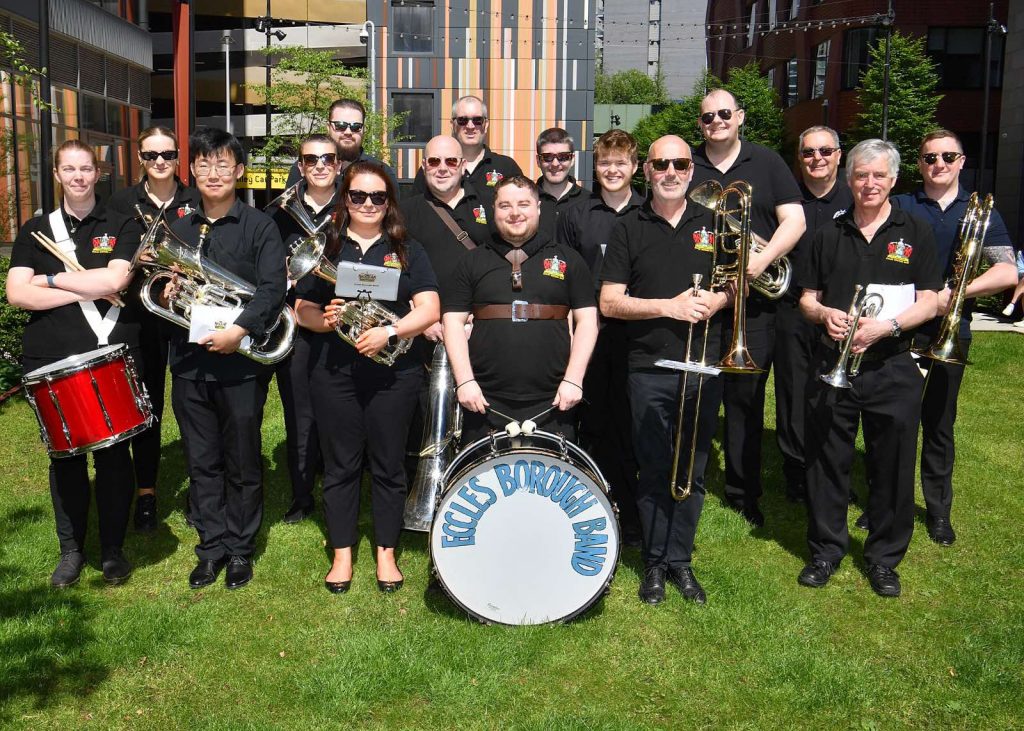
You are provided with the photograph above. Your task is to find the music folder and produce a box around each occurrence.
[334,261,400,301]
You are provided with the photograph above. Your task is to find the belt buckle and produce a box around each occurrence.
[511,300,529,322]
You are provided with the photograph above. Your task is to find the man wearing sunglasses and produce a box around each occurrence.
[284,98,399,192]
[890,129,1017,547]
[535,127,586,234]
[691,88,805,527]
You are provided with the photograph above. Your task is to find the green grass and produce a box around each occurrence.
[1,334,1022,729]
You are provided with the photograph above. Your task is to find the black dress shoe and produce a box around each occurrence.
[854,512,870,531]
[866,564,901,597]
[798,559,837,588]
[101,548,133,585]
[926,515,956,546]
[283,501,314,524]
[324,578,352,594]
[667,566,707,604]
[638,566,666,605]
[51,550,85,589]
[225,556,253,589]
[189,556,227,589]
[134,493,157,532]
[377,576,404,593]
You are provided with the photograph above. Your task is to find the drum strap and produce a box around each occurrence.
[48,209,121,346]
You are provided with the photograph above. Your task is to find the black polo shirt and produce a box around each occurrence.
[412,146,522,202]
[11,203,143,363]
[799,205,943,349]
[106,178,202,225]
[295,230,436,372]
[167,198,287,382]
[794,178,853,296]
[442,230,595,401]
[892,187,1013,341]
[284,149,400,193]
[557,188,646,290]
[537,176,587,236]
[601,200,723,370]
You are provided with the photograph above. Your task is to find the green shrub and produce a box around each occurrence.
[0,256,29,392]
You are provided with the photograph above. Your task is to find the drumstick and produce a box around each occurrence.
[31,231,126,307]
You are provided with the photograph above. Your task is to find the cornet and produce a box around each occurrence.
[819,285,885,389]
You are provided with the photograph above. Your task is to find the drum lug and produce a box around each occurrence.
[47,382,74,449]
[557,433,568,460]
[89,371,115,434]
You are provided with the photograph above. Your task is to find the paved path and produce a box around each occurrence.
[971,311,1024,334]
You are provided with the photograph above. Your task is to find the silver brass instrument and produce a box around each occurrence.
[132,217,296,365]
[689,180,792,299]
[403,343,463,531]
[820,284,885,389]
[266,183,333,282]
[914,192,992,366]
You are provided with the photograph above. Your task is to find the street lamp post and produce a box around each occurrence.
[979,1,1007,195]
[362,20,376,113]
[222,34,234,135]
[255,7,286,195]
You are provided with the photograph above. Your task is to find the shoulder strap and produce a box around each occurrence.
[429,201,476,251]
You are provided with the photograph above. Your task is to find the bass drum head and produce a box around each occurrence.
[22,344,126,382]
[430,432,620,625]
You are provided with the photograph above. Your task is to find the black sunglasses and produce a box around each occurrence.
[301,152,338,166]
[649,157,692,172]
[921,151,963,165]
[330,120,364,132]
[454,116,486,127]
[140,150,178,161]
[348,189,388,206]
[801,146,839,159]
[425,156,462,169]
[700,109,736,125]
[539,152,574,163]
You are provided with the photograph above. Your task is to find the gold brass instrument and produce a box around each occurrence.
[266,183,334,283]
[131,216,296,365]
[914,192,993,366]
[689,180,792,300]
[819,284,885,389]
[403,343,463,531]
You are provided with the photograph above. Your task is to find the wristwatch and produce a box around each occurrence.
[889,318,902,338]
[385,325,398,347]
[46,273,57,288]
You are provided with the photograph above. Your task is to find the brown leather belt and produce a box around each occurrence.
[472,302,570,322]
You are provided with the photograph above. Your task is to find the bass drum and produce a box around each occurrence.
[430,431,620,625]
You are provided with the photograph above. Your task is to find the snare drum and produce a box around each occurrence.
[22,344,154,458]
[430,431,620,625]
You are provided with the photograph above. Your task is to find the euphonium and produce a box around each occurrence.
[266,183,333,282]
[914,192,992,366]
[819,284,885,389]
[132,217,296,365]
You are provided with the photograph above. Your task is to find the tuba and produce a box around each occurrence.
[402,343,462,531]
[913,192,992,366]
[819,284,885,389]
[265,183,334,282]
[132,215,296,365]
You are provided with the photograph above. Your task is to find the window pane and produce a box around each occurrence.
[80,94,106,132]
[786,59,798,107]
[812,40,830,98]
[392,93,433,143]
[842,28,878,89]
[928,27,1003,90]
[392,3,434,53]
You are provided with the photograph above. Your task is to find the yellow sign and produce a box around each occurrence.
[238,168,291,190]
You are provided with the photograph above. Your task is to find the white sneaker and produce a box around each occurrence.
[1013,319,1024,328]
[1002,303,1016,316]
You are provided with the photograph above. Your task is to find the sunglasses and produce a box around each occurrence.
[921,151,963,165]
[539,152,574,164]
[330,120,364,132]
[301,152,338,166]
[801,146,839,159]
[454,116,486,127]
[348,189,388,206]
[425,156,462,169]
[649,157,692,172]
[700,109,736,125]
[140,150,178,161]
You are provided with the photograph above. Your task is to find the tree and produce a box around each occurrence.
[595,69,670,105]
[725,62,786,154]
[631,70,721,157]
[850,31,942,187]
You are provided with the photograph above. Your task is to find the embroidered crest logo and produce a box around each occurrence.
[383,252,403,269]
[543,256,567,280]
[692,226,715,253]
[833,208,847,219]
[473,205,487,224]
[177,203,195,218]
[485,170,504,187]
[214,320,228,331]
[886,237,913,264]
[91,233,115,253]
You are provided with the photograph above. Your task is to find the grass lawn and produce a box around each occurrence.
[1,333,1022,730]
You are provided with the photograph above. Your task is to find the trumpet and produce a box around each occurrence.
[265,183,334,282]
[819,285,885,389]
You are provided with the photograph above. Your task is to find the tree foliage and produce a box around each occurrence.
[595,69,670,105]
[0,257,29,391]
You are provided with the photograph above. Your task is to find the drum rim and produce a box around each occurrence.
[45,416,154,459]
[22,344,128,383]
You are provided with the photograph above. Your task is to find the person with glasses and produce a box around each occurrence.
[691,88,805,528]
[412,95,522,201]
[284,98,399,193]
[294,161,439,594]
[890,129,1017,546]
[600,135,733,605]
[535,127,586,234]
[798,139,941,598]
[108,126,201,532]
[167,127,287,591]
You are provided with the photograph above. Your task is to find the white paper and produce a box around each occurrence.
[335,261,400,301]
[865,283,915,321]
[189,304,252,350]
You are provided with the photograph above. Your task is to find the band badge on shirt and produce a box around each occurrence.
[485,170,504,187]
[692,226,715,253]
[543,256,567,280]
[176,203,196,218]
[886,238,913,264]
[91,233,116,253]
[473,205,488,224]
[833,208,847,219]
[383,252,403,269]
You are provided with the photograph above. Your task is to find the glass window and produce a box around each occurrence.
[768,0,777,29]
[392,1,434,54]
[747,4,757,48]
[790,0,800,20]
[785,58,798,107]
[391,92,434,144]
[842,27,879,90]
[928,27,1004,89]
[51,87,79,128]
[80,94,107,133]
[812,40,830,98]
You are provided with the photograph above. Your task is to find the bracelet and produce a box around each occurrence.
[455,379,475,391]
[46,273,57,288]
[561,379,583,392]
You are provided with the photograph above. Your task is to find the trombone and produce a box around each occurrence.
[819,285,885,389]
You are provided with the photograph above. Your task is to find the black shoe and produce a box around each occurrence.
[848,490,859,505]
[798,559,837,588]
[189,556,227,589]
[866,564,901,597]
[50,550,85,589]
[785,485,806,504]
[283,501,314,524]
[377,577,404,593]
[726,496,765,527]
[325,578,351,594]
[854,512,869,531]
[926,515,956,546]
[133,493,157,532]
[638,566,666,605]
[101,548,132,585]
[225,555,253,589]
[667,566,707,604]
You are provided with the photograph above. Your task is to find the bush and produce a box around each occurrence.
[0,257,29,392]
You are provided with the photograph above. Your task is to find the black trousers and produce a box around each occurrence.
[919,339,971,520]
[628,369,722,569]
[275,332,321,509]
[311,361,423,549]
[773,298,817,494]
[172,375,270,561]
[130,311,168,490]
[804,348,923,568]
[461,395,578,445]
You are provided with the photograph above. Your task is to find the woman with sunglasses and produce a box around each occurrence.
[108,127,201,531]
[294,161,440,594]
